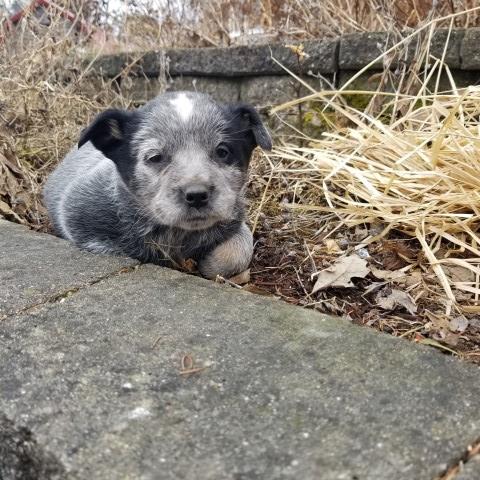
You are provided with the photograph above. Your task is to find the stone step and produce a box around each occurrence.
[1,220,480,479]
[0,220,137,318]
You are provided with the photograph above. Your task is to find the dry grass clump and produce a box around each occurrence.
[0,9,143,228]
[249,15,480,360]
[103,0,480,50]
[264,88,480,306]
[13,0,480,52]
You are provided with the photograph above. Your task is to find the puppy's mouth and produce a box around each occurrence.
[176,212,221,231]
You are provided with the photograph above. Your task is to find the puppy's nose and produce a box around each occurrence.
[184,185,211,208]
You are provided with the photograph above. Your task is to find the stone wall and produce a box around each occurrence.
[88,28,480,132]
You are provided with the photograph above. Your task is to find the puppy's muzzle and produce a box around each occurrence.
[183,184,214,209]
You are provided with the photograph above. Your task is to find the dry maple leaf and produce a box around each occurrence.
[180,258,197,273]
[375,288,417,315]
[0,198,23,223]
[311,254,370,294]
[375,240,416,270]
[285,43,309,61]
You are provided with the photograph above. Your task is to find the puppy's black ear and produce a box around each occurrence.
[230,104,272,151]
[78,109,134,158]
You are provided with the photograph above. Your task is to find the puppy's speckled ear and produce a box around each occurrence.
[78,109,134,156]
[231,104,272,151]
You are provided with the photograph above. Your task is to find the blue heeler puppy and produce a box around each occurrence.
[43,91,272,279]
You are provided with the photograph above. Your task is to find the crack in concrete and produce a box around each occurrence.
[0,265,139,322]
[434,437,480,480]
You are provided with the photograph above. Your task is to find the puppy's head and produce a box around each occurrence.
[79,92,271,230]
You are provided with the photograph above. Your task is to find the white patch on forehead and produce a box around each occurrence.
[169,93,194,122]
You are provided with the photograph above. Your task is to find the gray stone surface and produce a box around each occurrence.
[240,75,334,108]
[0,413,65,480]
[91,39,339,78]
[87,29,480,90]
[84,29,480,111]
[461,28,480,70]
[456,455,480,480]
[430,29,465,69]
[339,29,465,70]
[339,32,394,70]
[240,75,301,108]
[0,220,137,318]
[1,250,480,479]
[167,39,339,76]
[88,50,165,79]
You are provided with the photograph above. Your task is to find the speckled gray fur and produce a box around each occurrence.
[43,91,271,278]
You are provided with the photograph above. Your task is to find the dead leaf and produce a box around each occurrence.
[376,240,416,270]
[324,239,342,254]
[180,258,197,273]
[363,281,387,295]
[375,288,417,315]
[437,331,460,347]
[371,266,407,282]
[449,315,469,333]
[362,309,381,326]
[443,265,475,284]
[285,43,309,61]
[311,255,370,293]
[425,312,450,332]
[403,271,423,287]
[229,269,250,285]
[0,153,22,175]
[0,198,23,223]
[352,226,368,241]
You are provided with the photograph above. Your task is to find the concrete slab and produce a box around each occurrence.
[456,456,480,480]
[1,264,480,480]
[0,220,137,318]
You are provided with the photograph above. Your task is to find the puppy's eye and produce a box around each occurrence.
[215,145,230,160]
[148,154,164,163]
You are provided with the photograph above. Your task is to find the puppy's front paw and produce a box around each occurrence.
[198,223,253,280]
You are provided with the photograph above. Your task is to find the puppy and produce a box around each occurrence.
[43,91,272,279]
